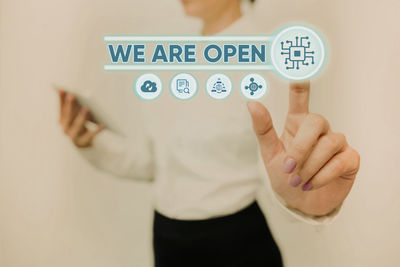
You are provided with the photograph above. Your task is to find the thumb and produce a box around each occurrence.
[247,101,282,163]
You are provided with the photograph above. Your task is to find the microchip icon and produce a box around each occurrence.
[281,36,315,70]
[271,25,326,80]
[290,47,305,61]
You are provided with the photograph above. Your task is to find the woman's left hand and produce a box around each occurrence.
[247,81,360,216]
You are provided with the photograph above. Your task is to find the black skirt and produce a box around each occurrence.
[153,202,283,267]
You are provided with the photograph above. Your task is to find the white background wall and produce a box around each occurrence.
[0,0,399,266]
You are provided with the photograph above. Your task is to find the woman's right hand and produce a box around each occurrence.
[58,89,104,148]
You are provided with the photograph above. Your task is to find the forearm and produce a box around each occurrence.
[78,127,155,181]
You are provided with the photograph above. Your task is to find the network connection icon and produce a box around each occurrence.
[240,74,268,100]
[211,78,227,94]
[271,26,325,81]
[206,74,232,100]
[244,77,262,96]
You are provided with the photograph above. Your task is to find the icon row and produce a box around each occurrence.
[134,73,268,101]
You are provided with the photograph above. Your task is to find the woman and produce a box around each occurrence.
[58,0,360,266]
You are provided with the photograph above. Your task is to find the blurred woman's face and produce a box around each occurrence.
[180,0,235,19]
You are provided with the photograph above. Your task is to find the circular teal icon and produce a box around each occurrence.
[134,73,163,101]
[205,74,232,100]
[271,25,326,81]
[240,74,268,100]
[170,73,198,101]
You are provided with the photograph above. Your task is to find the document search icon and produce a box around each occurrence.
[170,73,197,101]
[176,79,190,94]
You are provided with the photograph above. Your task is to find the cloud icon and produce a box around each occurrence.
[141,80,158,92]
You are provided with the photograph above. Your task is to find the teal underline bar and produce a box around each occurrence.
[104,35,273,42]
[104,64,275,71]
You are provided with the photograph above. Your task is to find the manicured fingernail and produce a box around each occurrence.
[302,182,312,191]
[283,158,296,173]
[289,174,302,187]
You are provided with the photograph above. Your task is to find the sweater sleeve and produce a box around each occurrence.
[77,122,155,181]
[267,179,342,225]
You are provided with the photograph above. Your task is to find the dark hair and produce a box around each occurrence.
[250,0,256,3]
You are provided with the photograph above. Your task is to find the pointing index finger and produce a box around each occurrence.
[289,81,310,115]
